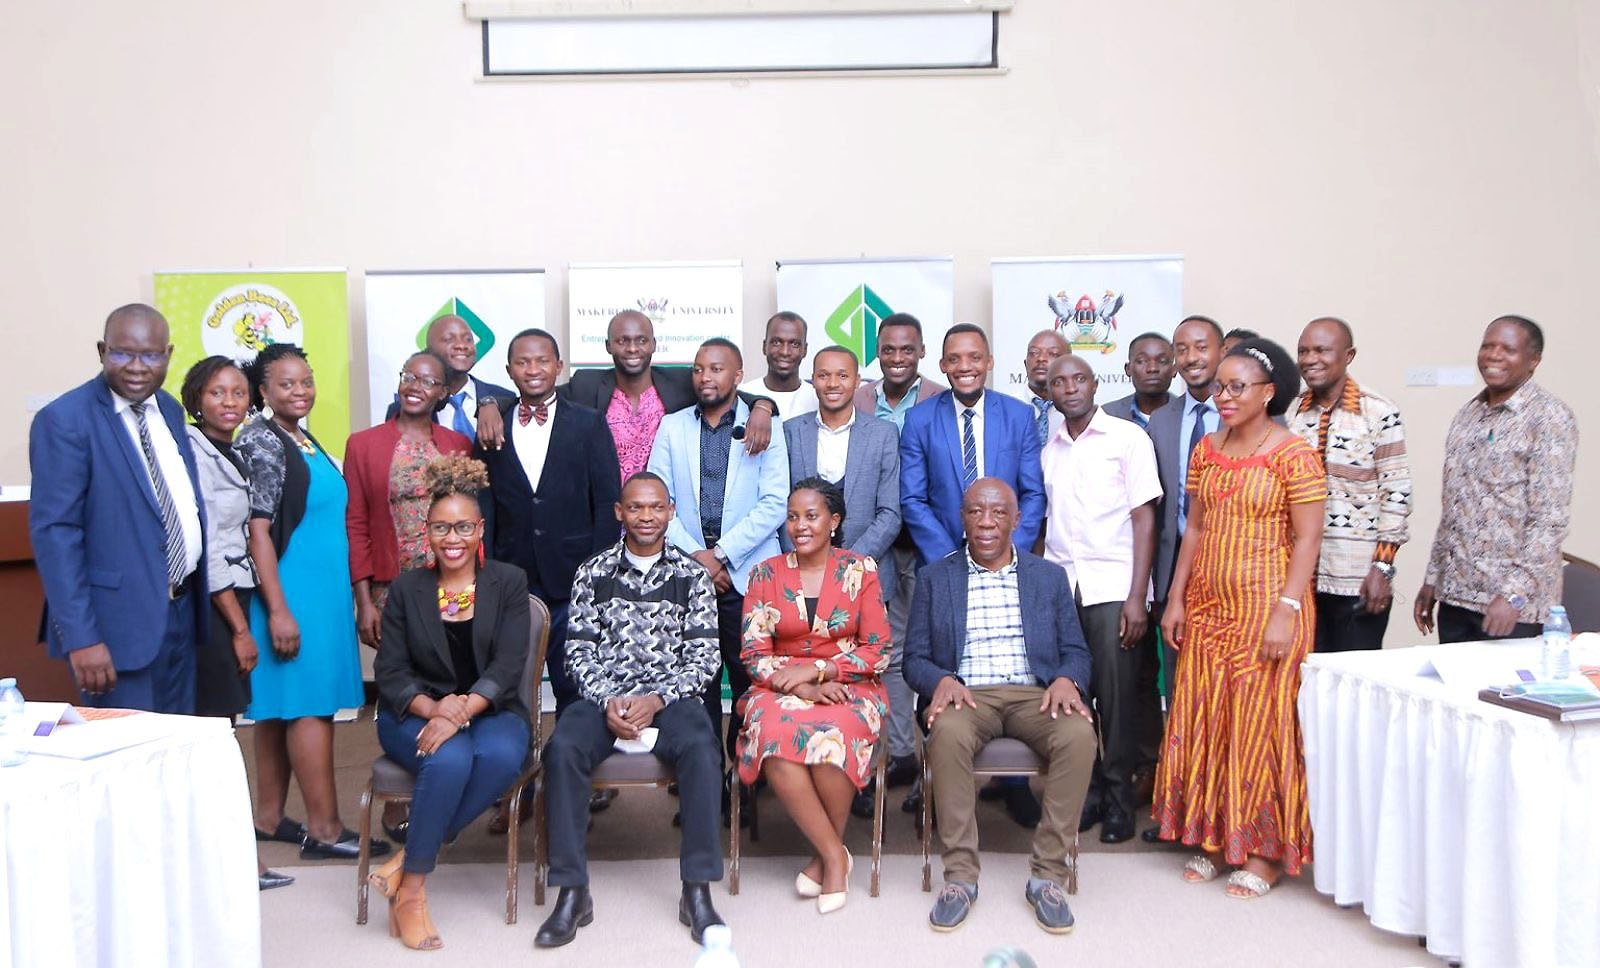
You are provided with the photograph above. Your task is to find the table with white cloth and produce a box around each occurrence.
[0,713,260,968]
[1299,641,1600,968]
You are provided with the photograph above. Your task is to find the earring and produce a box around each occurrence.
[477,544,486,566]
[830,528,837,540]
[425,547,437,569]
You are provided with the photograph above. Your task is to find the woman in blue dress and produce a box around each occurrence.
[236,343,387,860]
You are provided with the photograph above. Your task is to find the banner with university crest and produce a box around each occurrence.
[154,267,351,458]
[567,261,742,368]
[991,255,1184,406]
[363,268,546,426]
[774,257,954,381]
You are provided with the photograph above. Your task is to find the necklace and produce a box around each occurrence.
[1222,425,1273,459]
[437,582,476,617]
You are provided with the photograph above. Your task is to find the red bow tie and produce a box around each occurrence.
[517,399,549,426]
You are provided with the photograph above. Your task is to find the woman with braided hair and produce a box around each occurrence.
[366,454,532,950]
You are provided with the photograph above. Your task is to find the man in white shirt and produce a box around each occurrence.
[739,311,818,417]
[1040,355,1162,844]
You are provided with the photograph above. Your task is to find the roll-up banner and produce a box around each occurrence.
[567,261,743,368]
[363,268,546,424]
[992,255,1184,405]
[154,267,351,458]
[774,257,954,381]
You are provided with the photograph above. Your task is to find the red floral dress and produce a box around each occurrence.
[736,549,891,790]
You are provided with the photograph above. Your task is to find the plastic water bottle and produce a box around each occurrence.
[693,925,739,968]
[1541,606,1572,680]
[0,678,27,767]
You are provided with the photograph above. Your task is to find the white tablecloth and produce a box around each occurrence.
[1,714,260,968]
[1300,642,1600,968]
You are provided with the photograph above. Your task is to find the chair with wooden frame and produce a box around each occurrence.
[355,594,551,925]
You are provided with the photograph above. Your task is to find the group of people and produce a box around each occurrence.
[28,298,1577,950]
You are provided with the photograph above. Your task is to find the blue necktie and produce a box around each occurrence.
[1180,402,1210,524]
[1032,396,1052,444]
[961,408,979,494]
[448,391,473,437]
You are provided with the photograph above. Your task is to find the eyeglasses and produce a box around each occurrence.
[398,371,445,390]
[1209,380,1272,399]
[105,349,168,367]
[426,520,481,538]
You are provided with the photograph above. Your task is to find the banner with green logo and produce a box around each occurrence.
[775,257,954,381]
[363,269,546,426]
[154,268,351,458]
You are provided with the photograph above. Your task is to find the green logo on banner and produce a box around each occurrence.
[416,297,495,361]
[823,284,892,363]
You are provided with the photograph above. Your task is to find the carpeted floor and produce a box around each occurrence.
[245,714,1442,967]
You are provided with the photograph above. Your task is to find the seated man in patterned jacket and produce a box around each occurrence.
[536,472,727,949]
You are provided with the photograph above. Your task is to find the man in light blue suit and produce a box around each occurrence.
[900,324,1046,567]
[647,338,789,758]
[29,304,208,713]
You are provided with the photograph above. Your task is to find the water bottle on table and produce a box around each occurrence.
[693,924,738,968]
[1541,605,1571,681]
[0,677,28,767]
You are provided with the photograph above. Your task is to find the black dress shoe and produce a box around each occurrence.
[678,881,724,945]
[299,828,390,860]
[1099,806,1135,844]
[849,778,877,819]
[1078,801,1104,833]
[1003,783,1041,828]
[589,789,617,813]
[1141,825,1166,844]
[254,817,307,845]
[534,886,593,948]
[258,869,295,891]
[382,818,409,844]
[901,787,923,815]
[885,754,919,788]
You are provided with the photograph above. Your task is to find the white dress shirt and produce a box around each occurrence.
[814,410,855,484]
[511,394,557,493]
[1041,407,1164,606]
[952,390,988,480]
[739,378,818,419]
[112,392,203,578]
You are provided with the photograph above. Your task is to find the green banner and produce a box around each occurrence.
[154,269,350,459]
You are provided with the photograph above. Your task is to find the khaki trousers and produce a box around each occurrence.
[925,684,1096,885]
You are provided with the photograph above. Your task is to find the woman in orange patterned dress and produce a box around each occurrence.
[737,478,891,914]
[1154,338,1327,899]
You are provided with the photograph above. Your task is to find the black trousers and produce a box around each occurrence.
[1080,601,1162,817]
[1438,602,1543,644]
[526,571,574,717]
[699,588,751,762]
[1313,592,1393,653]
[543,698,724,887]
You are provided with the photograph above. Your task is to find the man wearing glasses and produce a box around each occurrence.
[30,304,208,713]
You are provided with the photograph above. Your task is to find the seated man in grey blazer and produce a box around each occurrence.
[902,478,1095,936]
[782,345,904,816]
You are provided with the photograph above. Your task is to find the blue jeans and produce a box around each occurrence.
[376,707,529,873]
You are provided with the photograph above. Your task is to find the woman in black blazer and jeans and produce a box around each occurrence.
[366,455,531,950]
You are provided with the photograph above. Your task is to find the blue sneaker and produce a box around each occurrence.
[1025,878,1074,934]
[930,881,977,932]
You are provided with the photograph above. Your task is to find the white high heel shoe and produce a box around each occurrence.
[817,849,852,914]
[796,851,853,898]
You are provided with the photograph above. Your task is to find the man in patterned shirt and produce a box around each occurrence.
[1415,316,1578,643]
[536,472,727,949]
[1290,317,1412,651]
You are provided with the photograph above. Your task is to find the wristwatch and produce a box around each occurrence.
[814,659,829,684]
[1507,593,1528,611]
[713,546,731,568]
[1371,561,1396,581]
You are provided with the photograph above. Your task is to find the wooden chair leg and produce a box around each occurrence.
[532,782,547,907]
[920,763,933,893]
[356,782,375,924]
[729,772,741,895]
[1067,829,1079,896]
[871,753,885,898]
[506,781,521,924]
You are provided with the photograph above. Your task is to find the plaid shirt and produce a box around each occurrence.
[957,549,1032,687]
[1288,378,1412,596]
[1424,380,1577,624]
[564,540,721,706]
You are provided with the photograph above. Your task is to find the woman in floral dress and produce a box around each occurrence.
[737,477,891,914]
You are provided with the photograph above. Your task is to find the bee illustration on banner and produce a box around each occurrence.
[1047,290,1122,355]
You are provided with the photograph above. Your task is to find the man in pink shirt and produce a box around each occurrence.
[1040,355,1162,844]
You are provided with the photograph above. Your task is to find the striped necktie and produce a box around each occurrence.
[131,402,189,587]
[961,407,979,494]
[1032,396,1052,444]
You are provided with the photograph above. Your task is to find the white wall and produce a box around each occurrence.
[2,0,1595,581]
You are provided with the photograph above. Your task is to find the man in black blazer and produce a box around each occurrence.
[476,329,620,716]
[902,479,1095,935]
[384,313,514,436]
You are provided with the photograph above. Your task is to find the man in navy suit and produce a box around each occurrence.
[476,329,621,717]
[903,479,1095,935]
[29,304,208,713]
[385,313,515,436]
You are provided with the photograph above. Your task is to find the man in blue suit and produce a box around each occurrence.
[900,324,1046,567]
[647,338,789,758]
[903,479,1095,935]
[384,313,515,436]
[29,304,208,713]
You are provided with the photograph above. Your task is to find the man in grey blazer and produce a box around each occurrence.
[1101,331,1176,430]
[784,345,907,814]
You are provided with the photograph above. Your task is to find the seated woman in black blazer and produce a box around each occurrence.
[366,455,531,950]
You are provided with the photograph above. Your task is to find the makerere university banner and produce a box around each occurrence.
[774,257,954,381]
[363,269,546,424]
[154,267,351,458]
[992,255,1184,406]
[568,261,742,367]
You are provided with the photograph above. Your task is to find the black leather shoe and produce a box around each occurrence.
[850,778,876,819]
[535,886,593,948]
[299,828,390,860]
[589,789,617,813]
[678,881,724,944]
[1078,801,1104,833]
[901,787,923,815]
[1099,806,1135,844]
[1003,783,1041,828]
[885,754,919,788]
[255,817,307,845]
[257,869,295,891]
[1141,825,1167,844]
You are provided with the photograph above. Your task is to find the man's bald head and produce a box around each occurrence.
[99,304,173,403]
[963,477,1018,514]
[606,310,656,377]
[961,477,1019,568]
[425,313,478,378]
[103,303,169,341]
